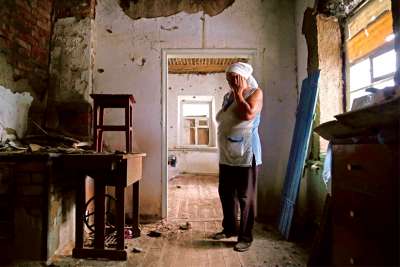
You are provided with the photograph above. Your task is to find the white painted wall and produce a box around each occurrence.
[94,0,297,220]
[167,73,227,176]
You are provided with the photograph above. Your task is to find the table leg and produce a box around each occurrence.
[116,184,125,250]
[94,181,105,249]
[73,176,85,255]
[125,107,130,153]
[93,104,98,151]
[132,181,140,237]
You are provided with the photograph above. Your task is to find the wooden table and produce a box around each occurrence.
[56,152,146,260]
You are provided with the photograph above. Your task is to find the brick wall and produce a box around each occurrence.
[0,0,55,98]
[0,158,76,262]
[54,0,95,19]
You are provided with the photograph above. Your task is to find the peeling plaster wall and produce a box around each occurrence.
[120,0,235,19]
[317,14,343,149]
[95,0,297,220]
[48,17,94,139]
[167,73,228,175]
[50,17,93,103]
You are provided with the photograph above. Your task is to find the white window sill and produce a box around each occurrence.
[169,146,218,152]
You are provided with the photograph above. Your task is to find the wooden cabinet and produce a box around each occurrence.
[332,144,399,266]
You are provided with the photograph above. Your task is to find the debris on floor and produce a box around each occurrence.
[124,227,133,239]
[131,247,143,253]
[179,221,191,230]
[147,230,162,237]
[29,143,43,152]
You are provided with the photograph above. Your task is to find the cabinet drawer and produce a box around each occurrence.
[333,144,397,194]
[333,189,375,233]
[333,188,398,266]
[332,188,395,233]
[332,224,393,266]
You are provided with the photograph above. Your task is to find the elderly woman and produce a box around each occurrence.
[214,62,263,252]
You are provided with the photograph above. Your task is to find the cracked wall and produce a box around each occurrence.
[47,17,94,139]
[167,73,228,177]
[95,0,298,220]
[119,0,235,19]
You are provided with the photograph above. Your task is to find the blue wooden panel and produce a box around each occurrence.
[278,70,320,239]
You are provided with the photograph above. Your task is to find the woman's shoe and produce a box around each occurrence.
[212,231,236,240]
[234,241,252,252]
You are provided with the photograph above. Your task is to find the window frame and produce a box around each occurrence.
[346,40,395,109]
[178,98,216,148]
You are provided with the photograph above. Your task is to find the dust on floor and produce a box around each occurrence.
[7,175,308,267]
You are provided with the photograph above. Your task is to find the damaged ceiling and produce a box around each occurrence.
[318,0,368,17]
[119,0,235,19]
[168,57,248,74]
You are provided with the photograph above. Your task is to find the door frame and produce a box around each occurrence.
[161,48,257,218]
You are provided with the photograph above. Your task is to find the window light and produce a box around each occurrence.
[350,59,371,91]
[372,50,396,78]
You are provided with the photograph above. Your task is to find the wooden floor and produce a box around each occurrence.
[125,174,308,267]
[13,174,308,267]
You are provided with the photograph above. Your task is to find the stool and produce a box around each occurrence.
[90,94,136,152]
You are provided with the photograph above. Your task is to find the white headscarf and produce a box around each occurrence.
[226,62,259,89]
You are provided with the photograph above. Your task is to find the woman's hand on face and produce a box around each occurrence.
[233,75,246,95]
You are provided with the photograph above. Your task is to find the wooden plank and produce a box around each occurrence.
[190,221,209,267]
[141,237,164,267]
[205,221,225,267]
[127,235,156,266]
[126,156,144,186]
[217,220,241,267]
[132,181,140,237]
[172,228,192,267]
[158,229,179,267]
[347,11,393,63]
[237,241,258,267]
[72,248,127,260]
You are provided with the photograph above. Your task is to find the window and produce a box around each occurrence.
[178,96,215,147]
[346,0,394,109]
[346,0,396,108]
[348,47,396,106]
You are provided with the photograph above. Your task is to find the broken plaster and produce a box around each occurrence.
[119,0,235,20]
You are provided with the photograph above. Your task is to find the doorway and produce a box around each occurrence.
[161,48,257,218]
